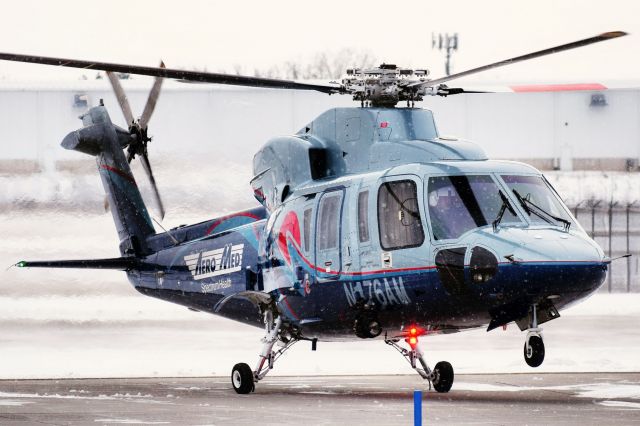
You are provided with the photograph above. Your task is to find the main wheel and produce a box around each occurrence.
[432,361,454,393]
[231,363,254,394]
[524,335,545,367]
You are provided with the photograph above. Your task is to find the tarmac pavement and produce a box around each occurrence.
[1,373,640,425]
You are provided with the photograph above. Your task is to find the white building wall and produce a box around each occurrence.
[0,82,638,170]
[425,89,640,164]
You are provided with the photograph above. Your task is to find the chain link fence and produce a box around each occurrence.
[571,201,640,292]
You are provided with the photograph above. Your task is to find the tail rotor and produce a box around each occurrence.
[105,62,166,219]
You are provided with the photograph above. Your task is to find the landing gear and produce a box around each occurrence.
[231,363,254,394]
[353,305,382,339]
[231,311,299,394]
[524,335,545,367]
[523,304,545,368]
[385,328,454,393]
[432,361,454,393]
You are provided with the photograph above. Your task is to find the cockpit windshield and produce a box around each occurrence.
[501,175,574,228]
[427,175,521,240]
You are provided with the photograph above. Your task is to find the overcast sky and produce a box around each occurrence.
[0,0,638,84]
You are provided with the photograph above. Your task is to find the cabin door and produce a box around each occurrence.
[314,189,344,281]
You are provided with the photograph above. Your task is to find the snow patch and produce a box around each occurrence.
[93,420,170,425]
[560,383,640,400]
[454,382,526,392]
[455,381,640,400]
[0,391,152,401]
[0,399,34,406]
[171,386,207,391]
[598,400,640,410]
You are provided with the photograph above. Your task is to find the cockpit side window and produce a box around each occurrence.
[427,175,520,240]
[358,190,370,243]
[377,180,425,250]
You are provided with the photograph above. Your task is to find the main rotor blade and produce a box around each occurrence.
[410,31,628,89]
[106,71,135,125]
[438,87,491,96]
[139,151,165,220]
[0,52,343,94]
[139,61,165,130]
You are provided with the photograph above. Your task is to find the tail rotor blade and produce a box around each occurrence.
[139,61,165,130]
[126,147,135,163]
[106,71,135,126]
[139,151,165,220]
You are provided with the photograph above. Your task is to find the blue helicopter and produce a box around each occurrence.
[2,31,626,394]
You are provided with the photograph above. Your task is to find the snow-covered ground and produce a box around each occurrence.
[0,293,638,379]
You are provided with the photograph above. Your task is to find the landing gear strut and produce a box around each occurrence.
[385,328,454,393]
[231,311,298,394]
[523,304,545,367]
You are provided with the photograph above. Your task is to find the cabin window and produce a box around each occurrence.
[427,175,521,240]
[303,208,312,252]
[358,190,370,243]
[377,180,424,250]
[317,194,341,250]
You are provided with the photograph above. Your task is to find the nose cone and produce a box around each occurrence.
[502,228,607,301]
[510,229,604,263]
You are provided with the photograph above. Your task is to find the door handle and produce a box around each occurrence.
[324,261,333,267]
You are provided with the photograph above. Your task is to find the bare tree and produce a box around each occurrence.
[246,48,378,80]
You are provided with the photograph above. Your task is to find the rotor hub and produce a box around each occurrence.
[342,64,431,107]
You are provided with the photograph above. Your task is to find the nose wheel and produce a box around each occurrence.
[523,304,545,367]
[524,334,545,367]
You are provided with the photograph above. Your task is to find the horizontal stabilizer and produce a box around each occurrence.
[15,257,137,270]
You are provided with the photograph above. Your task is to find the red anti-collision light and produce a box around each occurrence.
[405,325,423,348]
[407,325,424,336]
[380,121,389,128]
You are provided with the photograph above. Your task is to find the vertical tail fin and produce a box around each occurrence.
[62,105,155,255]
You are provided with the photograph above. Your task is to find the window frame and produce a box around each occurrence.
[303,207,313,253]
[376,178,425,251]
[497,173,577,230]
[316,190,344,252]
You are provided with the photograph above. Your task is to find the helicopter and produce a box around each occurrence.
[0,31,626,394]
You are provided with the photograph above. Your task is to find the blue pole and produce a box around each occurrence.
[414,390,422,426]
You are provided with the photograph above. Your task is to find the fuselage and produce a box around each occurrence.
[130,159,607,341]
